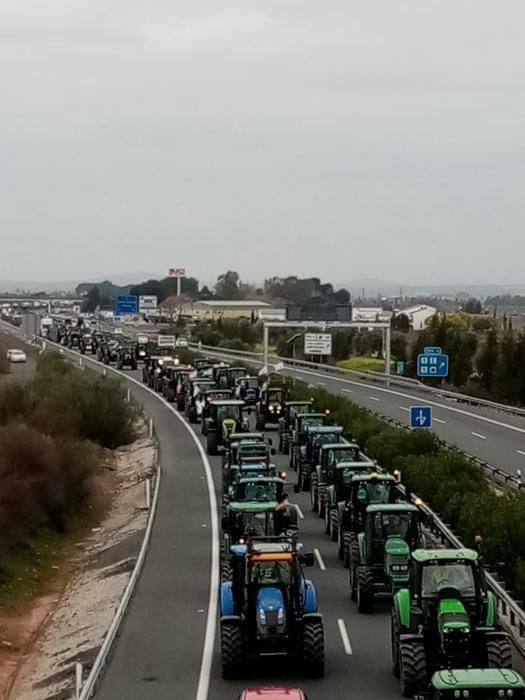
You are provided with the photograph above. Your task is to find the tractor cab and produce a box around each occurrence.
[222,432,267,465]
[219,535,324,678]
[235,375,261,405]
[297,425,345,491]
[423,668,525,699]
[343,473,404,533]
[201,389,234,432]
[349,503,424,613]
[160,363,189,400]
[228,476,287,505]
[222,442,279,494]
[206,400,248,455]
[215,364,232,389]
[312,442,372,517]
[184,378,215,422]
[226,367,248,388]
[289,412,330,470]
[392,548,512,697]
[278,401,314,453]
[116,344,137,370]
[195,357,213,370]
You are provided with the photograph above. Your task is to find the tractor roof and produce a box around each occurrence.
[228,501,278,512]
[336,461,375,471]
[319,442,359,451]
[351,472,396,482]
[238,476,284,484]
[412,548,479,563]
[285,400,313,407]
[305,425,343,434]
[366,503,418,514]
[431,668,525,690]
[229,433,265,442]
[210,399,245,406]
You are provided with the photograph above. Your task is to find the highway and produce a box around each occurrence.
[50,346,401,700]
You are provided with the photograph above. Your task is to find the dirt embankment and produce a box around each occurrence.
[0,426,157,700]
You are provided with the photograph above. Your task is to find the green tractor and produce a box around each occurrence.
[225,475,290,512]
[277,401,314,454]
[201,389,234,434]
[220,501,299,580]
[391,548,513,697]
[336,471,406,568]
[323,460,378,542]
[310,442,374,519]
[349,503,424,614]
[205,400,248,455]
[289,412,330,470]
[222,441,279,501]
[417,668,525,699]
[256,383,288,431]
[222,432,267,466]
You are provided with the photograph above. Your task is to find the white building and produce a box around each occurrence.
[397,304,437,331]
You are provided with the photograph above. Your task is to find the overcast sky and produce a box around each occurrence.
[1,1,525,286]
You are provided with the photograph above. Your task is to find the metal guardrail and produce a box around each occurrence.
[190,343,525,418]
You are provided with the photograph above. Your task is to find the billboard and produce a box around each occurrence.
[304,333,332,355]
[286,304,352,322]
[168,268,186,278]
[139,295,158,312]
[157,335,175,348]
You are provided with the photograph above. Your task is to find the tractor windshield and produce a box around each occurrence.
[301,417,324,430]
[250,560,293,585]
[268,390,283,403]
[373,512,418,541]
[356,481,394,505]
[217,405,241,422]
[242,482,278,502]
[421,562,476,598]
[327,447,359,465]
[240,513,270,537]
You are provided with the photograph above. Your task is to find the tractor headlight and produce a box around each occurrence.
[269,406,274,412]
[390,564,408,572]
[139,351,146,356]
[276,406,281,413]
[258,607,266,623]
[277,607,285,623]
[155,368,162,374]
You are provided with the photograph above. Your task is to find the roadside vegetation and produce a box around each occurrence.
[0,352,137,602]
[288,381,525,602]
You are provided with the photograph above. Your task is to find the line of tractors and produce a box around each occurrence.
[52,329,524,699]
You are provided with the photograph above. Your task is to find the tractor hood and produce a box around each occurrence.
[384,537,410,588]
[222,419,237,439]
[438,598,471,659]
[256,587,286,638]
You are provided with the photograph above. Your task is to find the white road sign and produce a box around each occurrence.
[139,295,158,312]
[157,335,176,348]
[304,333,332,355]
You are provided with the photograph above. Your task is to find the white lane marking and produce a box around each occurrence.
[472,431,487,440]
[47,342,219,700]
[291,367,525,436]
[295,504,304,520]
[314,548,327,571]
[400,406,409,412]
[517,449,525,456]
[434,417,447,424]
[318,381,327,386]
[342,388,353,394]
[337,618,354,655]
[369,396,380,402]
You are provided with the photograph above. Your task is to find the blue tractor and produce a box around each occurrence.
[219,536,325,679]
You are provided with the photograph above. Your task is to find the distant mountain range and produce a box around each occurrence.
[338,278,525,299]
[0,273,163,294]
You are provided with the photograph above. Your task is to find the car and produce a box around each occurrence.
[7,348,27,363]
[239,690,308,700]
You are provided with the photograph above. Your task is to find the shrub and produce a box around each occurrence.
[0,339,9,374]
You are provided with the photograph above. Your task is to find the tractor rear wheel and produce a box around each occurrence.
[356,566,374,613]
[302,619,325,678]
[221,560,232,582]
[324,505,331,534]
[486,636,513,669]
[207,432,218,456]
[343,532,352,568]
[177,395,185,411]
[318,488,325,518]
[330,510,338,542]
[189,407,198,423]
[310,478,318,512]
[220,621,244,679]
[399,638,427,697]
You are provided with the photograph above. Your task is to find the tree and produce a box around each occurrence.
[215,271,241,299]
[81,286,100,313]
[333,288,351,304]
[494,333,515,401]
[464,298,482,314]
[477,330,499,392]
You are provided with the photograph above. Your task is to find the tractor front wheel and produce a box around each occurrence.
[391,615,400,677]
[486,636,512,669]
[356,566,374,613]
[207,432,218,456]
[220,621,244,679]
[177,395,185,411]
[189,407,198,423]
[343,532,352,568]
[302,619,325,678]
[330,510,338,542]
[399,638,427,697]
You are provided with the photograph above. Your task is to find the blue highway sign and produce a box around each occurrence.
[424,346,443,355]
[396,361,405,375]
[410,406,432,429]
[417,351,449,378]
[115,295,138,315]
